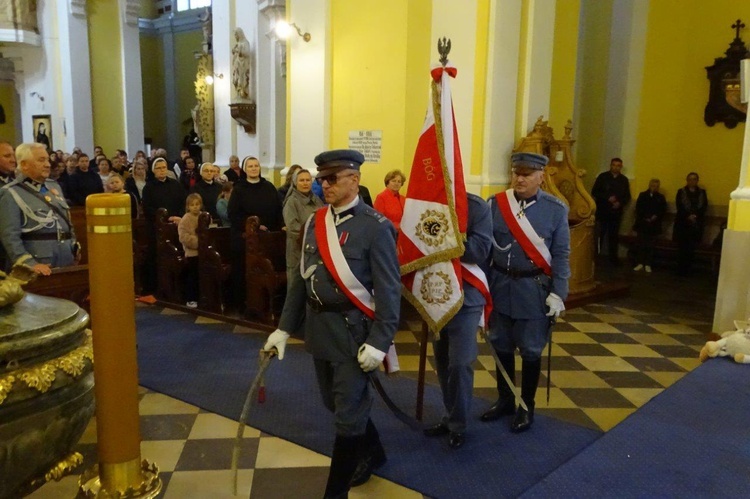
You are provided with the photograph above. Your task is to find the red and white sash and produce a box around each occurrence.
[495,190,552,276]
[314,206,376,319]
[460,263,492,328]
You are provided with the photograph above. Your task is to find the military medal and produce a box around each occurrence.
[339,231,349,246]
[45,195,52,202]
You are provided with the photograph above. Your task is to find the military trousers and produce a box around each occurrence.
[313,357,372,437]
[489,311,550,360]
[433,306,481,433]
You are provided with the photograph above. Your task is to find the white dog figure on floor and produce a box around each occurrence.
[700,319,750,364]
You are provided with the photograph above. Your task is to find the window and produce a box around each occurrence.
[176,0,211,12]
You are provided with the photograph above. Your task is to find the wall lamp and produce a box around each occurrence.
[204,73,223,85]
[275,20,311,42]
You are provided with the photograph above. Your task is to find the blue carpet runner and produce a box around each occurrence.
[521,360,750,498]
[136,308,602,498]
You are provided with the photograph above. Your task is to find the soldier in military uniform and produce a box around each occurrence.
[481,152,570,432]
[264,149,401,498]
[423,193,493,449]
[0,143,79,274]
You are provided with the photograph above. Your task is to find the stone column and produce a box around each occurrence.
[713,59,750,333]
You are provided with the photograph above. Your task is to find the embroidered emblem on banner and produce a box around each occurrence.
[419,270,452,304]
[416,210,449,247]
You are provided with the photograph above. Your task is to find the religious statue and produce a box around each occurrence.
[199,7,212,52]
[231,27,252,100]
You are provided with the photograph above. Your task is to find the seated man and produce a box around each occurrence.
[0,143,80,274]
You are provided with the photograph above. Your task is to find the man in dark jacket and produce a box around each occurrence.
[632,178,667,273]
[592,157,631,264]
[673,172,708,276]
[68,153,104,206]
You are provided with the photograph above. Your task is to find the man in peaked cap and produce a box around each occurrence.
[264,149,402,497]
[481,152,570,433]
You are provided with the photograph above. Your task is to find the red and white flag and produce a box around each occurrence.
[398,62,469,333]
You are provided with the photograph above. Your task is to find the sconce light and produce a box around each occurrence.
[204,73,224,85]
[30,91,45,102]
[275,20,311,42]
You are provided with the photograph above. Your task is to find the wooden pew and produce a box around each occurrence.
[244,216,287,325]
[155,208,185,303]
[69,206,88,265]
[196,212,232,313]
[25,265,90,312]
[132,217,149,296]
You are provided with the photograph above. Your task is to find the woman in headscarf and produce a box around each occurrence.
[227,156,284,311]
[283,168,324,286]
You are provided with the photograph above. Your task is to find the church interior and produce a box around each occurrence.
[2,0,750,497]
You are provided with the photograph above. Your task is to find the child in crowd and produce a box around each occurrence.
[178,193,203,308]
[216,181,233,227]
[107,173,138,219]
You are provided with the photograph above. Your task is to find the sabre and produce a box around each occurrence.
[231,348,277,495]
[479,327,528,412]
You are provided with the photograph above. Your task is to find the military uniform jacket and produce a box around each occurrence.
[488,189,570,320]
[278,200,401,362]
[0,177,77,268]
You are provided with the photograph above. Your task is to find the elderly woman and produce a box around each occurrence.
[373,169,407,230]
[283,168,324,283]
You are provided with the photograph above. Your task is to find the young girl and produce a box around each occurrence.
[178,193,203,308]
[107,173,138,219]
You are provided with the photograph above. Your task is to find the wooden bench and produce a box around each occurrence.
[25,265,91,311]
[244,216,287,325]
[69,206,88,265]
[155,208,185,303]
[132,217,149,296]
[197,212,232,313]
[619,213,725,272]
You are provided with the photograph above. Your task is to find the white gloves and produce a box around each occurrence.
[545,292,565,318]
[357,344,386,372]
[263,329,290,359]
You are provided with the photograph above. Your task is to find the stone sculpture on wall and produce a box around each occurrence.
[231,27,253,101]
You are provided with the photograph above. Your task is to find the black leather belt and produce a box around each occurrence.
[491,261,544,279]
[307,298,357,313]
[22,232,72,241]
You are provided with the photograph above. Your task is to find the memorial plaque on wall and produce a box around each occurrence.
[348,130,382,163]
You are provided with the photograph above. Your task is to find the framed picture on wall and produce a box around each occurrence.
[32,115,52,152]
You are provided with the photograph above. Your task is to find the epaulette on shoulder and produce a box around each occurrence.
[540,191,567,209]
[363,206,389,223]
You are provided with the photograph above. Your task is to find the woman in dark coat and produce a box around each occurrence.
[632,178,667,272]
[227,156,284,311]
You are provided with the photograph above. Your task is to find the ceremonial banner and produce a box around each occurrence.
[399,62,468,332]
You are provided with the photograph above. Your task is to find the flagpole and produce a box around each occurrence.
[414,37,453,421]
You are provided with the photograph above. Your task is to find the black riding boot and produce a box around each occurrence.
[481,352,516,422]
[324,434,360,498]
[350,419,387,487]
[511,358,541,433]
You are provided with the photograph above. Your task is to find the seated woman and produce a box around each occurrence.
[373,169,407,230]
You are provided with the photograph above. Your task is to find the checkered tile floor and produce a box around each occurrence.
[31,269,714,498]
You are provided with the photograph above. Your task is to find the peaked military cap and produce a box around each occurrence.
[511,152,548,171]
[314,149,365,178]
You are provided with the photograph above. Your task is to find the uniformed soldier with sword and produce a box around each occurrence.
[481,152,570,433]
[263,149,402,498]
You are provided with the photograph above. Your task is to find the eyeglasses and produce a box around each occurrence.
[316,173,356,185]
